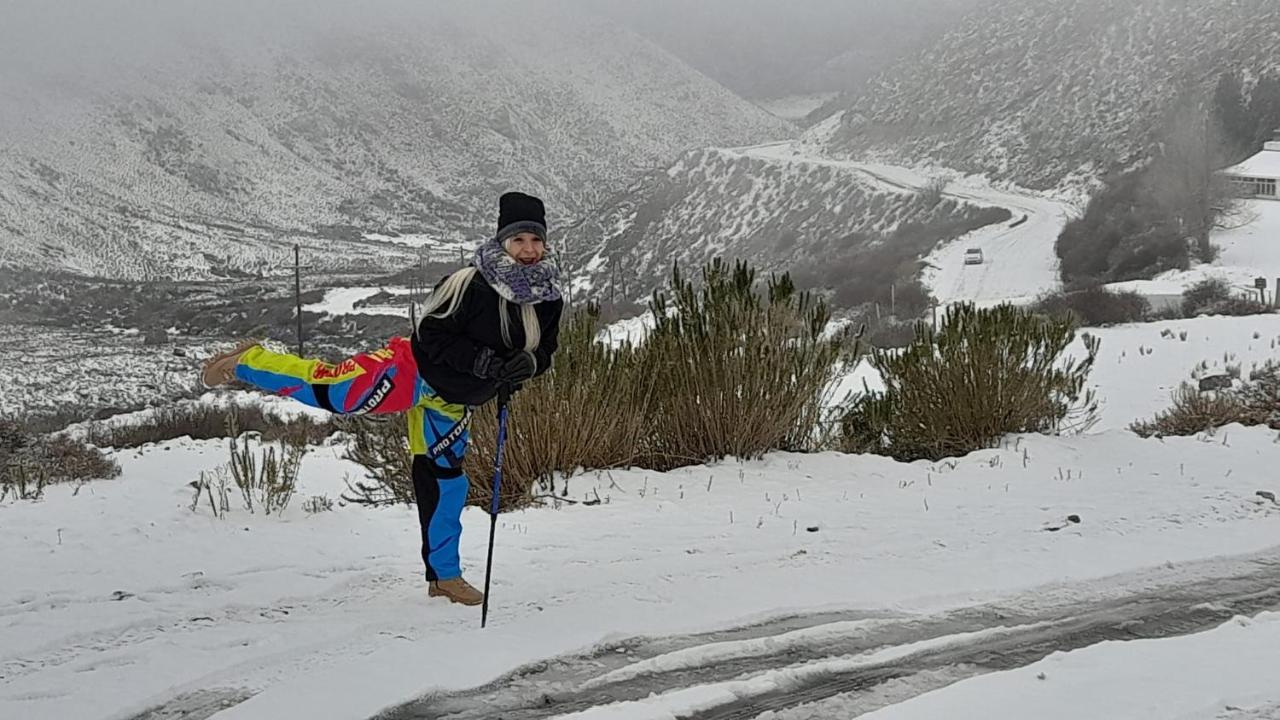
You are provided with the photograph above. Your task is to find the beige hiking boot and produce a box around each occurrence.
[201,339,260,388]
[429,577,484,606]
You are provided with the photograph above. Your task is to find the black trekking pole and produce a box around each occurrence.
[480,383,512,628]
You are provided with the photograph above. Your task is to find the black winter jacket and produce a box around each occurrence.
[411,274,563,406]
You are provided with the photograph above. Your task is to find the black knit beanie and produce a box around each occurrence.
[496,191,547,243]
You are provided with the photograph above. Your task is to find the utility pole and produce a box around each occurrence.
[292,245,314,357]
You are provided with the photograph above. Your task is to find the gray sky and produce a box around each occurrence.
[1,0,984,99]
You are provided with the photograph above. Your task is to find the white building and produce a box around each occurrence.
[1223,131,1280,199]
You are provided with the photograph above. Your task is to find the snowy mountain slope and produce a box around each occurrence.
[718,148,1074,305]
[816,0,1280,191]
[562,142,1009,305]
[0,1,789,281]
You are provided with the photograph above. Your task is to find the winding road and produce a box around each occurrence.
[729,143,1073,307]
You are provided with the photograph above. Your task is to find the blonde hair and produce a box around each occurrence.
[416,267,541,352]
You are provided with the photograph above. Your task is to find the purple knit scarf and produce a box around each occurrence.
[472,239,562,304]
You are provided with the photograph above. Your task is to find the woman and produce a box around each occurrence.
[201,192,564,606]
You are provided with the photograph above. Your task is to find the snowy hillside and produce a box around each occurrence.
[0,2,788,281]
[817,0,1280,191]
[5,313,1280,718]
[563,143,1012,306]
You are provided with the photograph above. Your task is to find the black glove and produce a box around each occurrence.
[496,350,537,385]
[472,346,502,379]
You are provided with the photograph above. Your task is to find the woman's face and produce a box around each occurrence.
[505,232,546,265]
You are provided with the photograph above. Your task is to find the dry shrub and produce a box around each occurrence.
[2,420,120,501]
[302,495,335,514]
[0,419,28,467]
[35,434,122,484]
[338,415,414,506]
[227,428,305,516]
[190,466,232,518]
[85,402,334,449]
[1,462,48,502]
[1131,361,1280,437]
[842,303,1099,461]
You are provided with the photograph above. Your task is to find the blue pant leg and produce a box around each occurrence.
[408,382,473,581]
[411,456,470,581]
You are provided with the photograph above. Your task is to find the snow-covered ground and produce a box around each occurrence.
[596,311,656,348]
[0,325,208,419]
[1107,200,1280,304]
[5,312,1280,719]
[5,427,1280,719]
[10,153,1280,720]
[302,286,415,319]
[363,234,480,264]
[1076,313,1280,431]
[852,612,1280,720]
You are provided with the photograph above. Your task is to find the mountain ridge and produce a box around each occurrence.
[816,0,1280,192]
[0,1,789,280]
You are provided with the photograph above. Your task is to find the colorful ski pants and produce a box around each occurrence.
[235,336,473,581]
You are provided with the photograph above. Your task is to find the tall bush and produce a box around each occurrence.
[1032,285,1149,326]
[841,303,1099,461]
[339,259,855,509]
[643,260,852,469]
[340,304,655,510]
[465,304,655,506]
[1182,277,1270,317]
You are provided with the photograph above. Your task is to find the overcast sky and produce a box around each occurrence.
[1,0,985,99]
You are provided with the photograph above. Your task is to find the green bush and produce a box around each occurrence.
[1183,278,1232,315]
[340,259,855,510]
[466,303,655,507]
[1032,286,1150,326]
[339,304,655,510]
[643,260,853,469]
[841,304,1099,461]
[1181,278,1271,317]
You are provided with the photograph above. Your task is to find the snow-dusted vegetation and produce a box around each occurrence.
[0,3,787,281]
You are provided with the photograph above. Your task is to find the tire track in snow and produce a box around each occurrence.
[377,553,1280,720]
